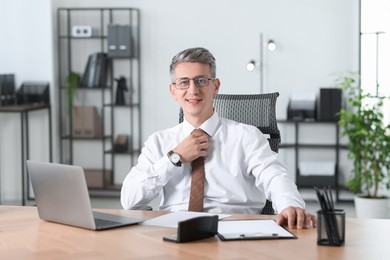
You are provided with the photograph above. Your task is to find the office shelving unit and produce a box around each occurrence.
[278,120,348,201]
[57,8,141,194]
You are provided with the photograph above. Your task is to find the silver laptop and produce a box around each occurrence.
[27,160,143,230]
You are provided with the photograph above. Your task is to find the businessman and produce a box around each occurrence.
[121,47,316,229]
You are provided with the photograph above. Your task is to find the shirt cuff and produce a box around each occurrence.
[151,154,181,185]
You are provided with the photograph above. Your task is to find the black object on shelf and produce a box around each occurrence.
[114,134,129,153]
[115,76,128,105]
[80,52,108,88]
[0,74,16,106]
[17,81,50,105]
[287,99,316,121]
[317,88,342,122]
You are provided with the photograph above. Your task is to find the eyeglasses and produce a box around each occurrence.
[172,77,216,90]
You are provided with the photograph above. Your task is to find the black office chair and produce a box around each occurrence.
[179,93,281,215]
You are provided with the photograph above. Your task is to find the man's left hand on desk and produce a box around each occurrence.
[276,206,317,229]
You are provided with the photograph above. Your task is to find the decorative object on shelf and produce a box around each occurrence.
[337,73,390,218]
[80,52,108,88]
[114,134,129,153]
[71,25,92,38]
[115,76,128,105]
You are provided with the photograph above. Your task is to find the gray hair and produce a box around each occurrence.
[169,47,216,82]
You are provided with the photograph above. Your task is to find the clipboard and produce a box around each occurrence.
[218,232,279,241]
[217,219,296,241]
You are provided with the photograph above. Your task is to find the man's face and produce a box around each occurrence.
[170,62,220,125]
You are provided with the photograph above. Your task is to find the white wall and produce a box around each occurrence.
[52,0,359,133]
[0,0,359,202]
[0,0,54,202]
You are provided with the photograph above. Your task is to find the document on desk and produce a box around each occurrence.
[217,219,296,241]
[142,211,230,228]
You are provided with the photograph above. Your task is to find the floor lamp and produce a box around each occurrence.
[246,33,277,93]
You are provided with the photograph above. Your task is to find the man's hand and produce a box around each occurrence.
[173,130,209,163]
[276,206,317,229]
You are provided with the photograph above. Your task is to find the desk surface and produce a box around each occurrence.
[1,206,389,259]
[0,104,49,112]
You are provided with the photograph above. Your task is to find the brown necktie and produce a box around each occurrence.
[188,129,206,212]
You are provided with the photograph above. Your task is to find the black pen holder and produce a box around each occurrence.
[317,209,345,246]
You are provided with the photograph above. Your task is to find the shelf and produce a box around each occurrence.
[278,144,295,148]
[89,186,121,198]
[61,135,111,140]
[57,7,141,191]
[296,175,337,188]
[60,86,110,90]
[280,143,339,149]
[59,35,107,40]
[104,149,141,155]
[277,119,339,124]
[103,103,140,108]
[278,120,345,202]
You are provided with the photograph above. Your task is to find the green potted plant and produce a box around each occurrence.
[337,73,390,218]
[64,71,80,108]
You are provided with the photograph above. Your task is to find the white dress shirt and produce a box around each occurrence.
[121,112,305,214]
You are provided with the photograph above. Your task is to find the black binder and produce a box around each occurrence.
[80,53,108,88]
[0,74,16,105]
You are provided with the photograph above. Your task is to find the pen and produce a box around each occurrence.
[314,186,341,245]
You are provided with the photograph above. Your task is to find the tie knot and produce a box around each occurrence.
[192,128,206,136]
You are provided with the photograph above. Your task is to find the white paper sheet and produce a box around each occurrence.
[141,211,230,228]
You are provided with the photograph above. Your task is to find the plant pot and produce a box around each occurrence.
[354,196,390,219]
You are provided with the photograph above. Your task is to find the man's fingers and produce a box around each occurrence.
[278,207,317,229]
[287,210,296,229]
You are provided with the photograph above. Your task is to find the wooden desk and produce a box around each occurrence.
[1,206,389,259]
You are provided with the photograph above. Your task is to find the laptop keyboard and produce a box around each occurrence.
[95,218,121,227]
[92,211,142,229]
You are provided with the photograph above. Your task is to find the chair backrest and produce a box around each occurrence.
[179,93,281,152]
[179,92,281,214]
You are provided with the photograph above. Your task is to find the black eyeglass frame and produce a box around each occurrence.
[172,77,216,90]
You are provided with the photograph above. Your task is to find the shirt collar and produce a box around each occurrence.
[182,111,220,137]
